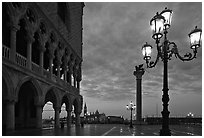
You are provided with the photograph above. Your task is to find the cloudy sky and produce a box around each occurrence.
[80,2,202,119]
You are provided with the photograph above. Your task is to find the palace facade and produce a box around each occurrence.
[2,2,84,131]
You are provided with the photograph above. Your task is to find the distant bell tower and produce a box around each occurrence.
[84,103,87,116]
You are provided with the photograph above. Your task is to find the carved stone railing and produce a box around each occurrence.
[16,53,27,67]
[52,74,57,83]
[31,62,41,74]
[43,69,50,78]
[2,45,10,60]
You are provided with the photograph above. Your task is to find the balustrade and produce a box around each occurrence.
[43,69,50,78]
[15,53,27,67]
[31,62,41,74]
[2,46,10,59]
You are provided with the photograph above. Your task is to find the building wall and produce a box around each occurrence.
[2,2,84,131]
[37,2,84,57]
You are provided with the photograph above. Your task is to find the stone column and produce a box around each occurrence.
[75,112,81,127]
[76,64,82,89]
[133,65,145,123]
[10,24,19,62]
[54,107,60,128]
[39,51,44,75]
[36,105,43,129]
[25,22,35,70]
[74,74,76,87]
[66,109,72,128]
[77,81,80,89]
[26,39,33,69]
[39,33,48,75]
[68,62,73,85]
[63,56,68,82]
[57,60,61,79]
[39,40,46,75]
[5,100,15,130]
[48,44,55,78]
[49,58,54,78]
[56,50,63,80]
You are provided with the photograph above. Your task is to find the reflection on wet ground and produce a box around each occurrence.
[5,124,202,136]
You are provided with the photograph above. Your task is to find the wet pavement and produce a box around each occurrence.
[5,124,202,136]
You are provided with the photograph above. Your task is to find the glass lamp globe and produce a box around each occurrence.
[189,26,202,50]
[160,7,173,30]
[150,12,165,40]
[142,42,152,60]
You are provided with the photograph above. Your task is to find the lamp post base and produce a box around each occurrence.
[160,129,171,136]
[129,124,133,128]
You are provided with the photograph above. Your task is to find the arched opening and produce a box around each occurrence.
[60,103,67,125]
[16,19,27,57]
[15,81,38,129]
[43,89,57,128]
[2,3,11,47]
[71,105,75,124]
[73,99,80,126]
[31,32,40,65]
[60,96,71,127]
[60,56,65,80]
[42,102,54,129]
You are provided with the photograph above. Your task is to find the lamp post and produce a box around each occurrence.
[126,101,136,128]
[142,7,202,136]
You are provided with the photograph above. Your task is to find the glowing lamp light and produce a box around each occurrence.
[189,26,202,50]
[142,42,152,60]
[160,7,173,30]
[126,105,129,110]
[150,12,165,40]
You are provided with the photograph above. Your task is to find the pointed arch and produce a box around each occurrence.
[44,86,61,108]
[15,76,43,101]
[72,96,82,114]
[61,93,72,110]
[2,66,15,101]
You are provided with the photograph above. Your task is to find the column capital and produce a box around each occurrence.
[133,65,145,79]
[48,42,57,59]
[66,109,73,113]
[24,21,36,43]
[74,111,82,115]
[54,106,61,111]
[3,99,16,105]
[9,22,20,32]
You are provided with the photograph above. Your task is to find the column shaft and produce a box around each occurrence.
[49,59,53,78]
[66,110,72,127]
[54,108,60,128]
[74,76,76,87]
[10,26,18,62]
[36,106,43,129]
[57,65,60,79]
[77,81,80,89]
[6,101,15,130]
[40,52,44,75]
[27,42,32,69]
[136,78,142,122]
[75,113,81,126]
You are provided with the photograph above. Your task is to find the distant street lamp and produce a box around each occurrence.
[142,7,202,136]
[126,101,136,128]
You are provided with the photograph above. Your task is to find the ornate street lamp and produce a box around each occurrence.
[142,7,202,136]
[126,101,136,128]
[150,12,165,40]
[160,7,173,30]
